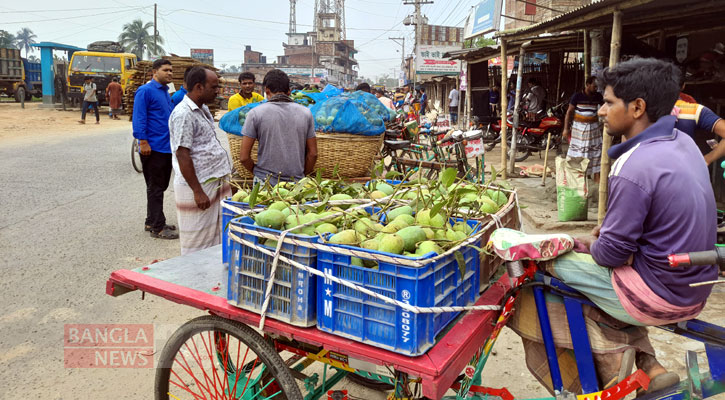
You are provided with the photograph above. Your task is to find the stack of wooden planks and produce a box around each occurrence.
[124,56,220,120]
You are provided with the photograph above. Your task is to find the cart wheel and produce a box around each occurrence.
[155,315,302,400]
[131,139,143,173]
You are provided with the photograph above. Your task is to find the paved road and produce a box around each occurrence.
[0,125,190,398]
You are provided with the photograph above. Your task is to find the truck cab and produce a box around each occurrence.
[67,51,136,104]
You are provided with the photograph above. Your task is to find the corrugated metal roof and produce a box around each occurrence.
[495,0,617,38]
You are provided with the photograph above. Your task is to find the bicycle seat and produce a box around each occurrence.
[384,140,411,150]
[489,228,574,261]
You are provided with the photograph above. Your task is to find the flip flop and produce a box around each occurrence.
[637,372,680,396]
[603,348,636,389]
[145,224,177,232]
[150,229,179,240]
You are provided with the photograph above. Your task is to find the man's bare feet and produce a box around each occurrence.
[636,352,679,393]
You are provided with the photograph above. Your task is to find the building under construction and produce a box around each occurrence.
[241,0,359,88]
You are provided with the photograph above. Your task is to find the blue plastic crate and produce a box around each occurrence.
[227,216,317,327]
[316,218,481,356]
[222,198,265,267]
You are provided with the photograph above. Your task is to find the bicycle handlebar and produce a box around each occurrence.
[668,247,725,268]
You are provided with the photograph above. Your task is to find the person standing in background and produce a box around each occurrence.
[562,76,604,183]
[79,76,99,124]
[419,88,428,115]
[448,86,460,125]
[105,77,123,120]
[133,59,178,240]
[171,67,193,108]
[169,67,231,254]
[228,72,264,110]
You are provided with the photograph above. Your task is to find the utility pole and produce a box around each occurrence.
[403,0,432,91]
[154,3,158,49]
[389,37,405,84]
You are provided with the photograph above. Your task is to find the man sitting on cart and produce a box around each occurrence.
[509,58,718,395]
[239,69,318,186]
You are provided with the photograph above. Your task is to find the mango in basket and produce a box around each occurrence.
[385,205,413,221]
[378,234,404,255]
[479,197,499,214]
[329,230,363,245]
[255,209,285,230]
[416,240,442,256]
[315,223,338,235]
[485,189,508,207]
[415,209,446,229]
[396,226,427,252]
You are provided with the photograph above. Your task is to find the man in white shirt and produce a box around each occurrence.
[448,87,460,125]
[168,66,232,255]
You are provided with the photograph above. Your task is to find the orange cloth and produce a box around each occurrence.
[106,81,123,109]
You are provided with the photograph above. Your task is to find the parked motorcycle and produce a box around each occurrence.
[479,101,568,162]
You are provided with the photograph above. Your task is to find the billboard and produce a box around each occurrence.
[278,67,326,78]
[190,49,214,65]
[463,0,502,39]
[415,45,461,75]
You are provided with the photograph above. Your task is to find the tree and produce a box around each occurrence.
[15,28,37,57]
[27,55,40,63]
[220,63,228,72]
[227,65,240,73]
[0,30,15,49]
[118,19,164,61]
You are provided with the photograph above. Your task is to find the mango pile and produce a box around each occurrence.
[232,168,511,265]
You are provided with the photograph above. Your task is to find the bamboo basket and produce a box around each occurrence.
[227,132,383,180]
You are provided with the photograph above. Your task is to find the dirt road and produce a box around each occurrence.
[1,103,722,399]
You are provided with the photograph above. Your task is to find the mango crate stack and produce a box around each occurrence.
[124,56,220,120]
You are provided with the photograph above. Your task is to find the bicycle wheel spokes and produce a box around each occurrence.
[167,330,281,400]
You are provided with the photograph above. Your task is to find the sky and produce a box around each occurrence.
[0,0,483,80]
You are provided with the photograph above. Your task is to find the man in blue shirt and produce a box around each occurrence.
[170,67,192,108]
[133,58,178,239]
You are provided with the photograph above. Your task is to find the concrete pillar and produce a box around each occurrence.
[589,29,606,77]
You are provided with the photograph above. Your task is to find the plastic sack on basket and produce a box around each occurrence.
[347,90,396,121]
[310,96,385,135]
[218,101,265,136]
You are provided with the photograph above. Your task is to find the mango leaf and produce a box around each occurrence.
[248,183,260,208]
[316,169,323,184]
[333,164,339,178]
[385,170,403,180]
[496,180,513,190]
[440,167,457,188]
[315,194,330,213]
[490,164,499,182]
[429,201,445,219]
[454,251,466,280]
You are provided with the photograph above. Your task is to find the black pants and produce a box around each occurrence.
[141,151,172,232]
[450,110,458,124]
[81,101,99,121]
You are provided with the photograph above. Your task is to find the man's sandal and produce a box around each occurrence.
[145,224,177,232]
[150,228,179,239]
[636,372,680,396]
[603,348,636,389]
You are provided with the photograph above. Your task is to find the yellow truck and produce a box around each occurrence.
[67,50,137,105]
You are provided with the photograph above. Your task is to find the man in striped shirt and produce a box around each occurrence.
[562,76,604,182]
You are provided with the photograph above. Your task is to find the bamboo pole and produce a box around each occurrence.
[542,131,552,185]
[465,62,472,129]
[500,40,509,179]
[583,29,590,80]
[556,50,564,100]
[509,41,531,175]
[597,10,623,224]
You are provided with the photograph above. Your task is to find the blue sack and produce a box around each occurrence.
[347,90,396,121]
[309,95,385,135]
[218,101,265,136]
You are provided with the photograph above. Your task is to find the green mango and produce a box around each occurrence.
[422,227,435,240]
[485,189,508,207]
[396,226,428,252]
[361,238,380,251]
[370,190,387,200]
[452,221,473,234]
[351,257,364,267]
[269,201,289,211]
[416,209,446,228]
[255,209,286,230]
[330,193,353,209]
[378,234,405,255]
[479,197,499,214]
[329,229,362,245]
[375,182,395,196]
[434,229,447,241]
[354,218,376,236]
[263,239,279,248]
[392,214,415,226]
[385,206,413,222]
[315,223,338,235]
[381,218,408,233]
[416,240,442,256]
[231,190,247,202]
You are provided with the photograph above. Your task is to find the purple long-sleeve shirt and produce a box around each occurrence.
[591,115,717,307]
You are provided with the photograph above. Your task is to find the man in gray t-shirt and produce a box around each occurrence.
[79,76,100,124]
[240,69,317,186]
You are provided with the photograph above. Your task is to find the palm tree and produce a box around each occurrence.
[0,30,16,49]
[15,28,37,57]
[118,19,165,61]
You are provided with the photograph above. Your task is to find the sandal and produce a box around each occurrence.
[637,372,680,396]
[150,229,179,239]
[602,348,636,389]
[145,224,177,232]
